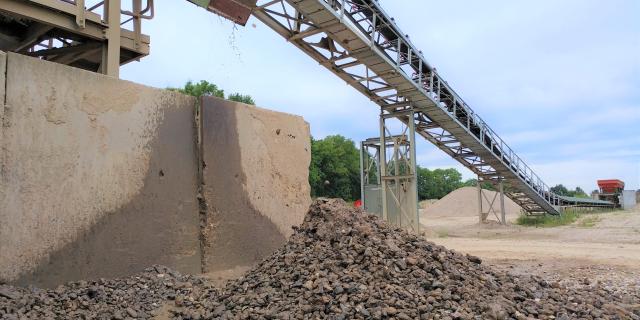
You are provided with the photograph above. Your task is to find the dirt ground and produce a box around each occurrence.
[421,201,640,297]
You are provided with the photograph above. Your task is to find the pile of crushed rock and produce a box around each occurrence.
[0,265,208,319]
[2,199,639,319]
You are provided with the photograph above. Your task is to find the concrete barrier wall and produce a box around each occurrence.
[0,53,201,287]
[0,52,312,287]
[200,96,311,272]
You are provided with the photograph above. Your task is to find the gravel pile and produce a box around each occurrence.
[174,199,639,319]
[0,266,214,319]
[2,199,639,319]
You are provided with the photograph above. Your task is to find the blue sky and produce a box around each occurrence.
[121,0,640,192]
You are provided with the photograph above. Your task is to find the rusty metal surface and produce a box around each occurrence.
[188,0,256,25]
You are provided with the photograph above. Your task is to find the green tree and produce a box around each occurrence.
[574,186,588,198]
[228,93,255,105]
[168,80,224,98]
[551,184,570,196]
[463,178,478,187]
[309,135,360,201]
[417,167,464,200]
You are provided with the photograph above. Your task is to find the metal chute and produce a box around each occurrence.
[187,0,257,26]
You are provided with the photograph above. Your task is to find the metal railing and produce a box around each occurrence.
[319,0,561,210]
[24,0,154,58]
[55,0,154,28]
[248,0,613,213]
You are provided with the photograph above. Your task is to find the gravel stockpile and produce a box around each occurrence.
[0,266,215,319]
[421,186,522,219]
[176,199,639,319]
[2,199,639,319]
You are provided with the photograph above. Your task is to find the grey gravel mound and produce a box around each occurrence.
[2,199,639,319]
[175,199,639,319]
[0,265,215,319]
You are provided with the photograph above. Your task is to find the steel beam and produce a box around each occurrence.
[477,178,483,223]
[379,112,388,222]
[0,0,151,76]
[499,180,506,224]
[102,0,121,77]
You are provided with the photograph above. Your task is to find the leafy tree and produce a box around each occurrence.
[417,167,464,200]
[551,184,588,197]
[463,178,478,187]
[169,81,256,105]
[461,178,496,191]
[309,135,360,201]
[228,93,255,105]
[574,186,588,198]
[551,184,570,196]
[169,80,224,98]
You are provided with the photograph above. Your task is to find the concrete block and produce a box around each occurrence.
[200,96,311,272]
[622,190,636,210]
[0,53,201,286]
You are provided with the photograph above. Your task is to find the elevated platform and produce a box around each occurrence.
[0,0,152,77]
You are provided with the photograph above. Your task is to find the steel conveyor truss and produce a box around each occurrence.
[251,0,610,215]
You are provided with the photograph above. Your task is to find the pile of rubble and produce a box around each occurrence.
[2,199,639,319]
[177,199,638,319]
[0,266,210,319]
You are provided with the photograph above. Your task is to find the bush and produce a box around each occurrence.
[515,211,580,227]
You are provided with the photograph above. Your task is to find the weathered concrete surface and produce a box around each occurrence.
[0,51,6,121]
[0,53,201,286]
[201,96,311,272]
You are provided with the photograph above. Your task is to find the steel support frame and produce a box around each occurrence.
[0,0,151,77]
[251,0,611,215]
[360,137,384,218]
[477,177,507,224]
[102,0,121,77]
[378,109,419,233]
[250,0,536,213]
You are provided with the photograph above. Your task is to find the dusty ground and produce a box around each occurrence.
[421,199,640,298]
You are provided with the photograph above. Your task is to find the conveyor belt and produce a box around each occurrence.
[248,0,612,214]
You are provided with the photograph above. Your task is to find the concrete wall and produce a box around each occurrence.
[200,96,311,272]
[0,52,201,287]
[622,190,637,210]
[0,52,312,287]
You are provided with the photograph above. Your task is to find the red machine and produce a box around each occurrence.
[597,179,625,207]
[597,179,625,194]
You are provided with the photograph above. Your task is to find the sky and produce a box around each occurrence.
[120,0,640,193]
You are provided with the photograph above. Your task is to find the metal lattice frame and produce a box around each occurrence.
[251,0,618,215]
[360,114,419,233]
[360,139,380,188]
[477,178,507,224]
[379,113,419,232]
[0,0,153,77]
